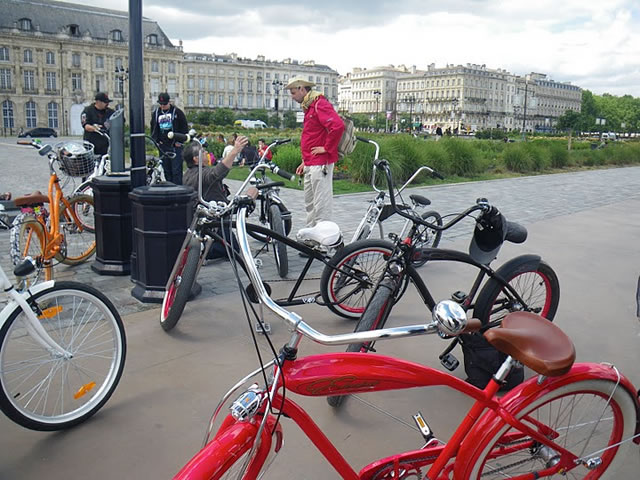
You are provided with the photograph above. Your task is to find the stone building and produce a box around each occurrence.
[344,63,582,133]
[0,0,340,136]
[0,0,182,136]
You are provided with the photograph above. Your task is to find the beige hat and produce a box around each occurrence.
[285,77,316,89]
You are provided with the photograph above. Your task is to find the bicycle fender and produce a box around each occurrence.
[0,280,56,329]
[454,362,640,477]
[491,253,541,275]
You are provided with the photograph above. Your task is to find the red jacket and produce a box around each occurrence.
[301,96,345,166]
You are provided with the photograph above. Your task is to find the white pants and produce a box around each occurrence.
[303,164,334,227]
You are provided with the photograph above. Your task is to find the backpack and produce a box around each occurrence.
[459,332,524,391]
[314,101,356,159]
[337,115,357,159]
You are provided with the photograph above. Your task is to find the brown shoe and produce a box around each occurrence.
[0,192,11,201]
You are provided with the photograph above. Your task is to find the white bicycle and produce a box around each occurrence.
[0,259,126,431]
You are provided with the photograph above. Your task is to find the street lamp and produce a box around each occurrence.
[272,80,283,113]
[404,95,416,133]
[115,66,129,111]
[373,90,381,132]
[451,98,459,135]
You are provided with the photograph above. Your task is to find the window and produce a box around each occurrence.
[95,75,104,92]
[111,30,123,42]
[151,78,159,95]
[228,95,234,107]
[2,100,14,128]
[187,77,194,89]
[151,60,159,73]
[0,47,9,62]
[198,77,204,89]
[238,79,243,91]
[68,24,80,36]
[208,78,215,90]
[23,49,32,63]
[266,72,271,80]
[23,70,35,91]
[71,73,82,90]
[115,57,123,70]
[168,78,176,95]
[218,94,224,106]
[19,18,32,31]
[188,94,194,106]
[218,79,225,90]
[25,101,37,128]
[46,51,55,65]
[237,94,243,107]
[96,56,104,69]
[247,79,253,92]
[46,71,57,91]
[265,82,270,94]
[72,53,81,67]
[0,68,11,89]
[228,79,234,90]
[247,95,253,108]
[208,93,214,106]
[147,34,158,45]
[48,102,59,128]
[198,93,204,106]
[168,62,176,74]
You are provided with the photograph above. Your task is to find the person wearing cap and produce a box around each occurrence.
[150,92,189,184]
[286,77,344,228]
[81,92,115,156]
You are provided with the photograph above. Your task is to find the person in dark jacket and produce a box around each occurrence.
[150,92,189,184]
[81,92,114,156]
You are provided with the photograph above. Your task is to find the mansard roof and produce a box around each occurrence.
[0,0,174,47]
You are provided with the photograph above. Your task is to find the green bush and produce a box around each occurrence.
[441,138,479,176]
[549,143,569,168]
[271,144,301,172]
[502,143,531,172]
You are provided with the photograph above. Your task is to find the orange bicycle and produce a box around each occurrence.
[9,139,96,287]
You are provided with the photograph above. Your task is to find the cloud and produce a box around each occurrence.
[80,0,640,96]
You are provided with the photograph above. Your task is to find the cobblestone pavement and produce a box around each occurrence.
[2,134,639,317]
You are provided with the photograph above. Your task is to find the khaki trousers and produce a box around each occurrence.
[303,164,334,227]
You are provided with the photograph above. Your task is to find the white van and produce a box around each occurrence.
[234,119,267,129]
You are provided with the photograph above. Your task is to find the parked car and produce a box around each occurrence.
[18,127,58,138]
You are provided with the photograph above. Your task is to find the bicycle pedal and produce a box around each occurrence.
[412,411,434,443]
[255,322,271,335]
[440,353,459,371]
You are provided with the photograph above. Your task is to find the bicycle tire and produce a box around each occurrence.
[0,281,126,431]
[161,236,202,332]
[269,204,288,278]
[320,239,394,319]
[56,194,96,265]
[473,259,560,325]
[74,180,93,199]
[410,210,443,268]
[173,420,274,480]
[460,379,637,479]
[248,200,292,243]
[327,279,395,408]
[10,214,53,287]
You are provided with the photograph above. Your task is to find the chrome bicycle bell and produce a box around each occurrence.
[433,300,468,337]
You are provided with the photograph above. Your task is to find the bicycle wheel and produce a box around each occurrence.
[320,239,394,319]
[56,195,96,265]
[173,421,273,480]
[269,204,288,278]
[0,282,126,431]
[10,214,53,287]
[461,379,637,479]
[161,236,202,332]
[410,210,443,268]
[327,279,395,408]
[248,200,291,243]
[473,259,560,326]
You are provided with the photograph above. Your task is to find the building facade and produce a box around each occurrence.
[0,0,339,136]
[343,63,582,133]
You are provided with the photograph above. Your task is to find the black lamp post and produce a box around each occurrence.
[451,98,459,135]
[272,80,283,113]
[405,95,416,133]
[373,89,381,131]
[115,66,129,111]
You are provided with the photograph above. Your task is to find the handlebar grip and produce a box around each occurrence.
[17,140,33,146]
[167,131,191,143]
[272,166,296,182]
[276,139,292,145]
[356,136,370,143]
[432,170,445,180]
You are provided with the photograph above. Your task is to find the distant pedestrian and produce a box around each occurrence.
[286,76,344,228]
[150,92,188,184]
[257,138,272,161]
[435,125,443,141]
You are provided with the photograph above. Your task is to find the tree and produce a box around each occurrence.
[245,109,269,123]
[282,111,298,129]
[351,113,372,130]
[268,113,281,129]
[556,109,583,150]
[211,108,235,126]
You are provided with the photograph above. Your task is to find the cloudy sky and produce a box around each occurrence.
[82,0,640,97]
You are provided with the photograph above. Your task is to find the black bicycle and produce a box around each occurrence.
[326,158,560,407]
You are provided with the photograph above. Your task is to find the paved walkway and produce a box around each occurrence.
[2,163,640,315]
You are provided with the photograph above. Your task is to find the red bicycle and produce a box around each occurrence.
[172,197,640,479]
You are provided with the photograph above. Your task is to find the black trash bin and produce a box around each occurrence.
[91,173,132,275]
[129,184,195,303]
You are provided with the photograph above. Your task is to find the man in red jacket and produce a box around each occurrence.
[287,77,344,228]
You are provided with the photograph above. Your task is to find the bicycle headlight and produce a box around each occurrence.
[432,300,468,337]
